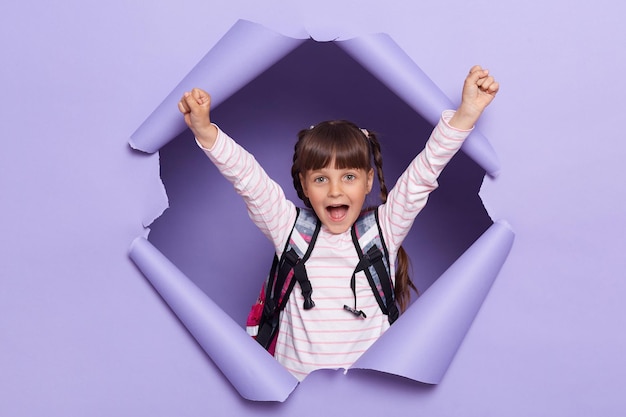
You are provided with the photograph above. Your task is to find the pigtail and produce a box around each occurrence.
[366,131,418,312]
[395,246,417,312]
[364,131,388,205]
[292,129,311,208]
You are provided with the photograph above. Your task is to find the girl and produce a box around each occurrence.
[178,65,499,380]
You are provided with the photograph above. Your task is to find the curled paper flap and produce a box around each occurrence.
[129,19,510,396]
[129,20,306,153]
[352,220,515,383]
[128,237,298,402]
[337,35,501,177]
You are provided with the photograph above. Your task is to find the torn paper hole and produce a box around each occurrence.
[129,19,514,402]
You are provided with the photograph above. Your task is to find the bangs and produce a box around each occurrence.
[298,121,371,172]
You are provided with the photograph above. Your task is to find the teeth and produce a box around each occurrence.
[327,205,348,220]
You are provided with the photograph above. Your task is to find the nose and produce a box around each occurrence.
[328,180,343,197]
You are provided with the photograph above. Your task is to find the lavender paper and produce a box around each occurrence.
[337,35,501,177]
[352,220,515,383]
[129,19,513,396]
[128,237,298,402]
[129,20,305,153]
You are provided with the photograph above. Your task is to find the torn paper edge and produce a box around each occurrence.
[128,18,514,401]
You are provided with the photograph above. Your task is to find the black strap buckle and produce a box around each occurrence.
[343,305,367,319]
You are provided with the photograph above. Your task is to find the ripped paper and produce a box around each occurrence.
[130,20,305,154]
[352,220,515,383]
[130,19,500,178]
[129,19,514,401]
[337,36,501,177]
[129,237,298,402]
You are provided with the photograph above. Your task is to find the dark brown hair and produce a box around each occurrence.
[291,120,417,312]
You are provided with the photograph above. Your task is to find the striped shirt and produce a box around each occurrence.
[200,110,471,380]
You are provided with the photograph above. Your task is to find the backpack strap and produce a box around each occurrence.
[256,208,321,350]
[349,209,399,324]
[271,208,320,310]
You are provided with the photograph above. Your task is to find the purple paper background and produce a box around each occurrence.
[2,1,625,416]
[140,28,509,394]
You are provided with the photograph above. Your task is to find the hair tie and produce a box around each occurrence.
[360,128,369,138]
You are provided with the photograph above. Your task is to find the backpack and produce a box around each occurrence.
[246,207,399,355]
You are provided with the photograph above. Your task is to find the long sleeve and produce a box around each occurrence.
[378,110,473,256]
[198,126,297,255]
[195,115,473,381]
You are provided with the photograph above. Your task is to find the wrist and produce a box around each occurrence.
[449,105,481,130]
[194,124,218,149]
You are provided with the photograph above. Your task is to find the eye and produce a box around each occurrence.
[344,174,356,181]
[313,176,327,184]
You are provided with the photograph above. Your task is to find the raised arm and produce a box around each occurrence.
[378,65,499,254]
[178,88,298,256]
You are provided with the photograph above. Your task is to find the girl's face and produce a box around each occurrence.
[300,163,374,234]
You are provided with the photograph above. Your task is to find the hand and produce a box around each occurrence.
[449,65,499,130]
[178,88,218,149]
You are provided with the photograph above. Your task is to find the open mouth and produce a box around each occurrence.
[326,205,349,221]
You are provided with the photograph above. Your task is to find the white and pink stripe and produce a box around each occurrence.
[200,110,471,380]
